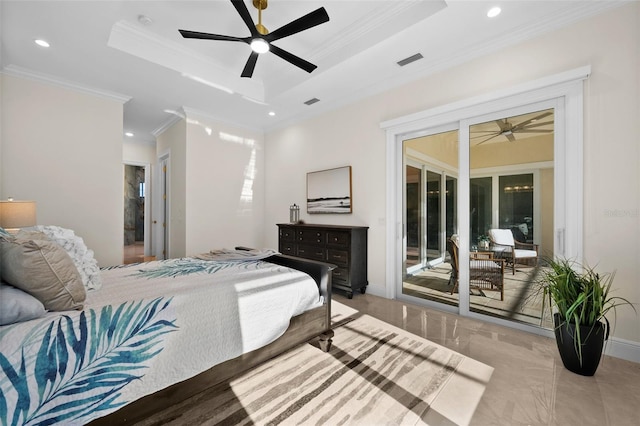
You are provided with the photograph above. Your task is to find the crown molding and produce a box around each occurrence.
[1,64,131,104]
[151,114,183,138]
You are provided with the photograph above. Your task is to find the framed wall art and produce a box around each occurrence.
[307,166,352,214]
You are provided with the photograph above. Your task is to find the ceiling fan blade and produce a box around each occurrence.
[266,7,330,42]
[515,120,554,130]
[471,130,500,138]
[241,52,259,78]
[231,0,259,37]
[476,133,501,145]
[269,44,317,73]
[515,129,553,134]
[513,111,553,129]
[179,29,246,42]
[505,133,516,142]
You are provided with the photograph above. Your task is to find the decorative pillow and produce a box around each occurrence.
[0,282,47,325]
[0,226,13,240]
[0,236,86,311]
[23,225,102,291]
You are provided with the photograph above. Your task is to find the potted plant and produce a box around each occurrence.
[477,235,490,250]
[535,257,635,376]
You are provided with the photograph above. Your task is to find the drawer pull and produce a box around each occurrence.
[299,249,305,254]
[317,239,321,243]
[316,251,323,256]
[334,271,342,276]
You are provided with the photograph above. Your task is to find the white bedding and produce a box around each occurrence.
[0,257,323,425]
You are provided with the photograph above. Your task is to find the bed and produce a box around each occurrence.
[0,228,334,426]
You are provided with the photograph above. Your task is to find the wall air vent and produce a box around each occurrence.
[304,98,320,106]
[397,53,424,67]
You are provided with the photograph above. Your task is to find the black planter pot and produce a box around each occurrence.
[553,313,609,376]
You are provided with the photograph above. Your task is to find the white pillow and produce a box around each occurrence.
[0,282,47,325]
[24,225,102,291]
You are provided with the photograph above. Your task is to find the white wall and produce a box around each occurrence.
[1,74,125,266]
[123,140,155,165]
[264,3,640,344]
[184,111,265,255]
[156,110,265,257]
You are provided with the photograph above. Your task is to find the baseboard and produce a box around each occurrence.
[604,337,640,363]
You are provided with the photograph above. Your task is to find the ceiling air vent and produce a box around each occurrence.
[397,53,424,67]
[304,98,320,106]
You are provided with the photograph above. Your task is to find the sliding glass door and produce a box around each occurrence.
[466,108,553,325]
[402,130,459,306]
[400,106,556,327]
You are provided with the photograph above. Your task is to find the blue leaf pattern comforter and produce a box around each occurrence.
[0,258,322,425]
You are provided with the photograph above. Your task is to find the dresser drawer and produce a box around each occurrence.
[327,231,349,247]
[327,249,349,267]
[279,227,295,241]
[277,223,368,299]
[279,241,296,255]
[297,229,325,244]
[296,245,325,261]
[332,267,349,285]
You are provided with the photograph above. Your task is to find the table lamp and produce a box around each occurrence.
[0,199,37,234]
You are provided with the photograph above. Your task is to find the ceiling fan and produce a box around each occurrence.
[179,0,329,78]
[472,111,554,145]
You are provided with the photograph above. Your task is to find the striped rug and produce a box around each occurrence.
[137,308,493,425]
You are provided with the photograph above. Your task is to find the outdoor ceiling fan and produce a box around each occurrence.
[472,111,554,145]
[179,0,329,78]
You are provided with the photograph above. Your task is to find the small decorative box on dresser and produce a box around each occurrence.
[277,223,368,299]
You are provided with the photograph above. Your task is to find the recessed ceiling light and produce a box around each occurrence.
[125,132,134,137]
[34,39,50,48]
[487,7,501,18]
[268,111,276,116]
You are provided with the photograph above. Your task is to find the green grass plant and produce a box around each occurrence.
[536,258,635,365]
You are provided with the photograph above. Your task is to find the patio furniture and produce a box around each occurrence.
[488,228,539,274]
[447,237,505,301]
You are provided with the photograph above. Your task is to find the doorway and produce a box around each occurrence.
[123,163,151,264]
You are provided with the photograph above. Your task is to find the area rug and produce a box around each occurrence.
[137,310,493,426]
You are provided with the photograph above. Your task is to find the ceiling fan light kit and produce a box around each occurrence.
[250,38,269,53]
[179,0,330,78]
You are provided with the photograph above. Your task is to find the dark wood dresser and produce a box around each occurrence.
[277,223,368,298]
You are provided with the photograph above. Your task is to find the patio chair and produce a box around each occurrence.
[487,228,538,274]
[447,237,505,301]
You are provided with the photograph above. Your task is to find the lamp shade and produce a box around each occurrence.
[0,201,37,229]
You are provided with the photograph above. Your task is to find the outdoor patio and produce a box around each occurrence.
[403,261,554,329]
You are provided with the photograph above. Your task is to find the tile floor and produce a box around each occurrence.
[335,293,640,426]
